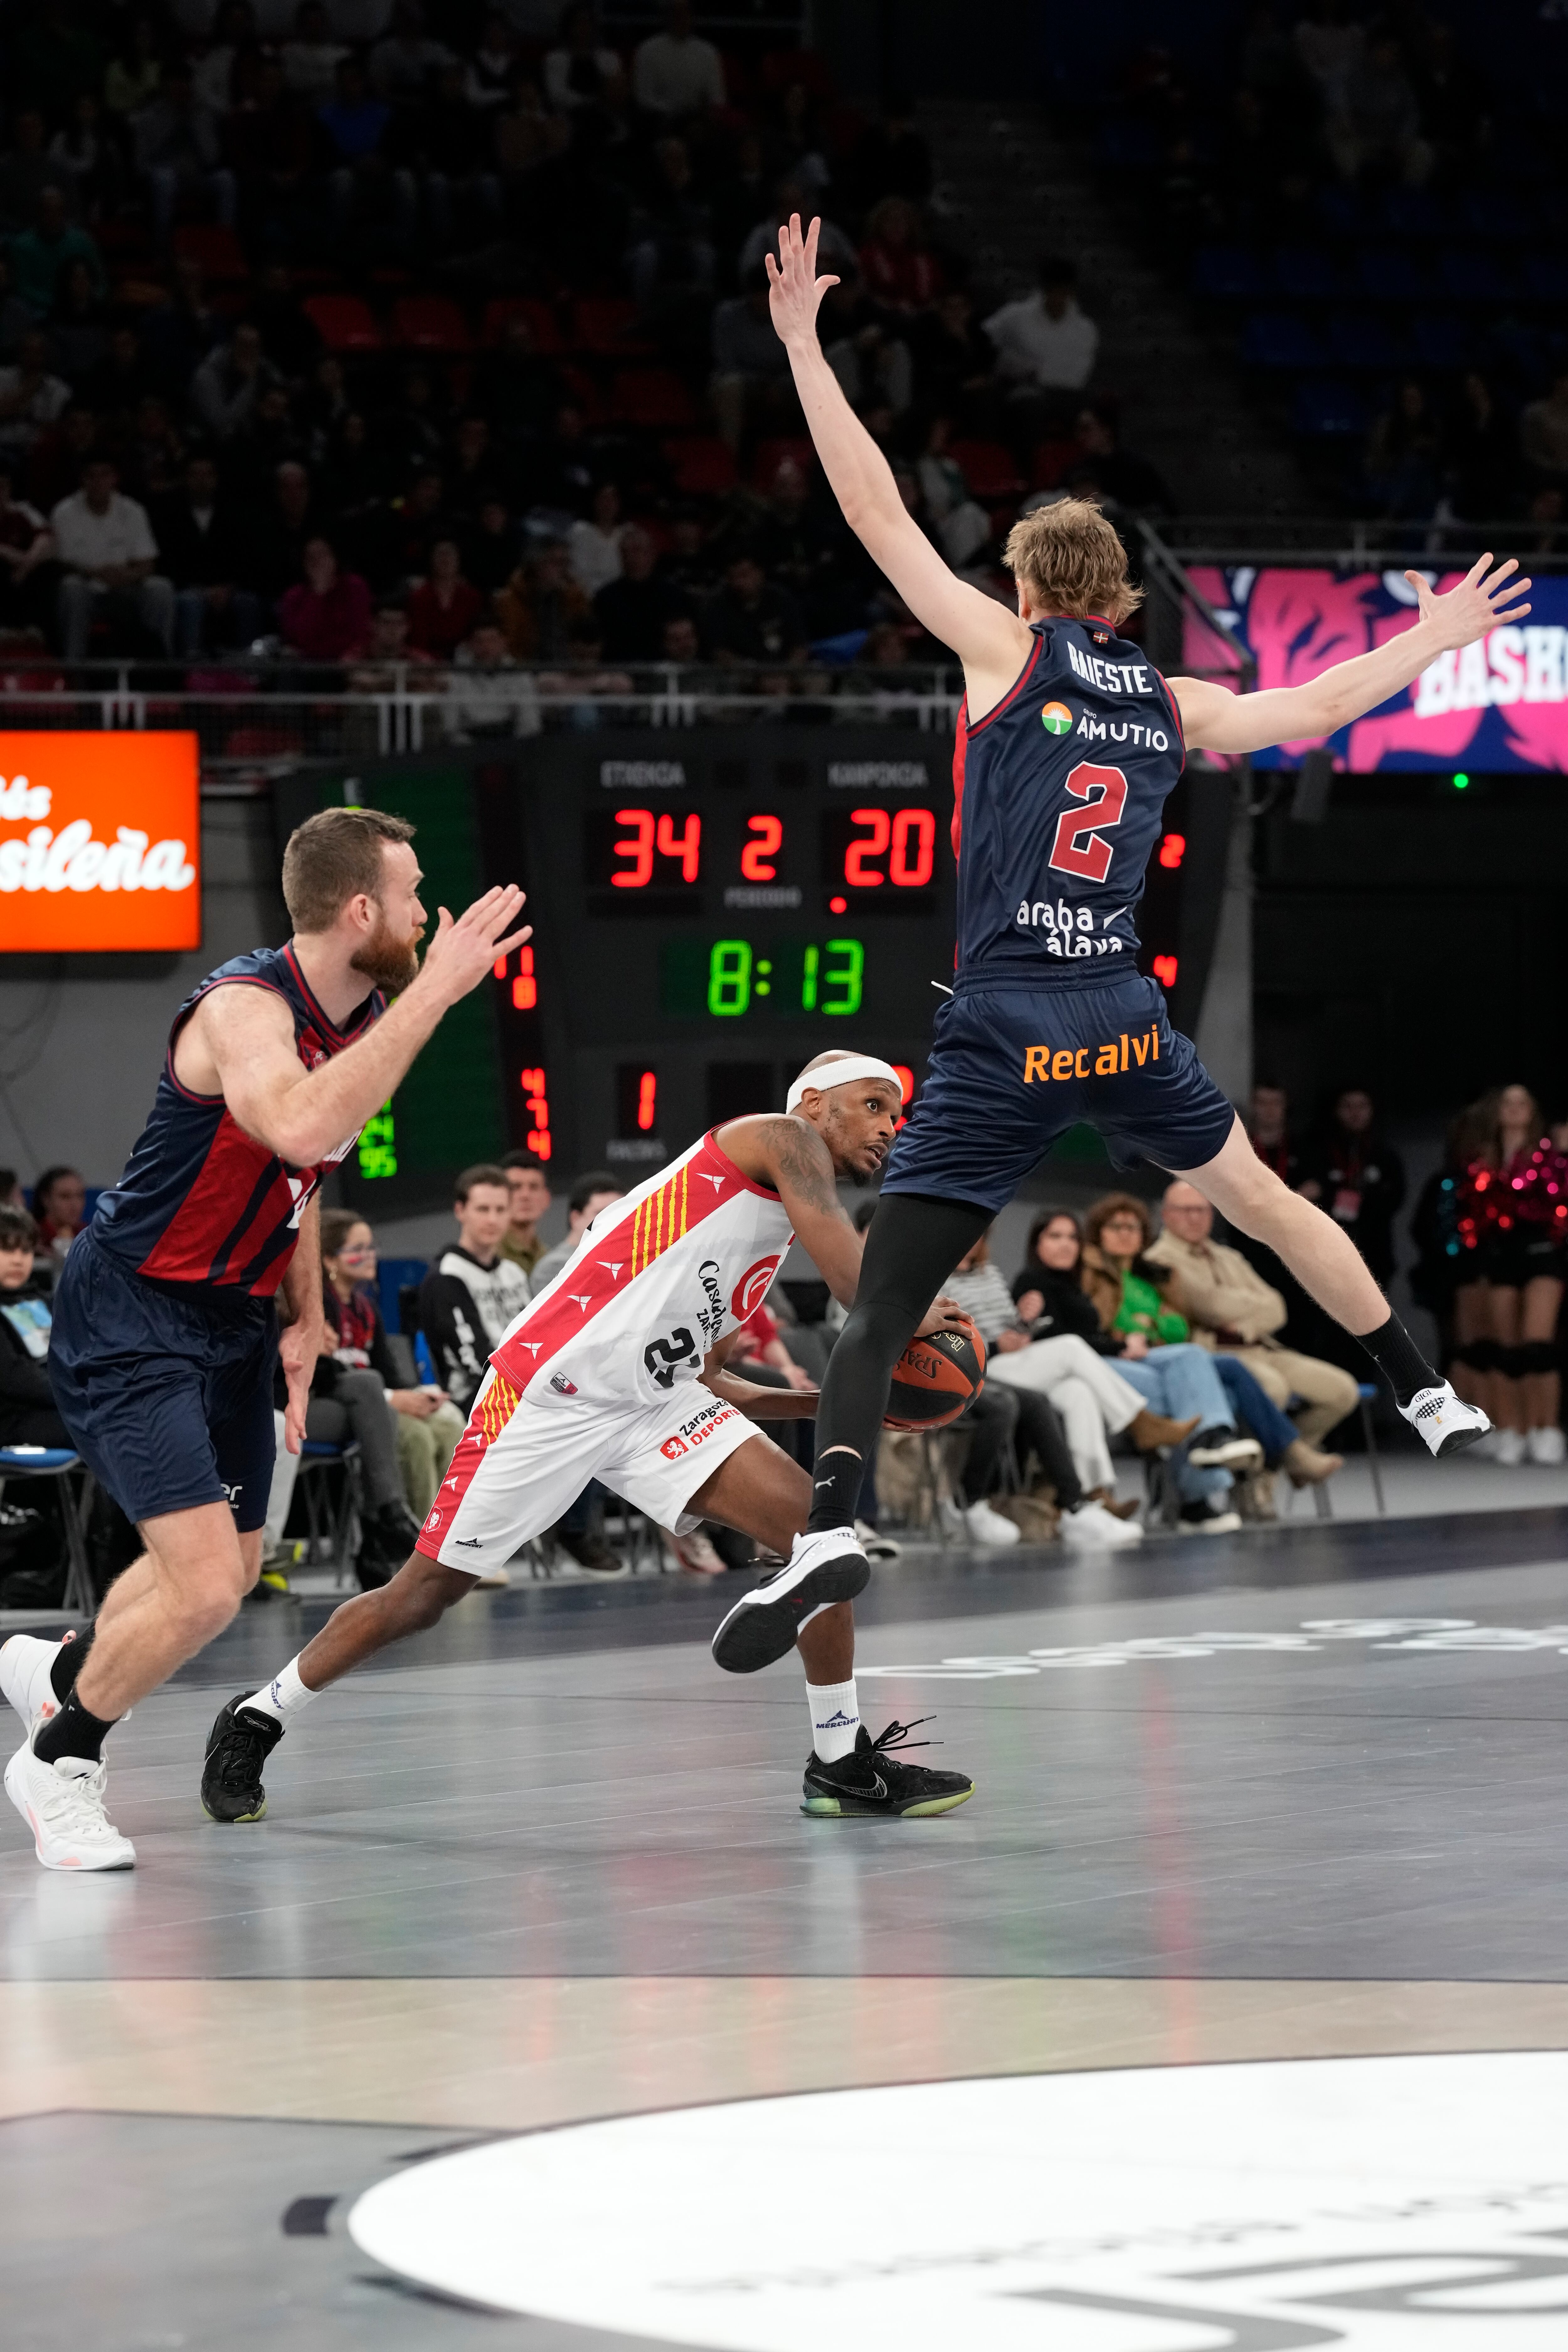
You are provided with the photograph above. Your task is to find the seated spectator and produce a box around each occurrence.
[0,1204,71,1448]
[543,3,628,125]
[914,414,992,571]
[247,262,321,380]
[51,457,174,659]
[566,480,627,596]
[317,54,415,237]
[0,111,69,237]
[368,0,449,100]
[626,134,715,315]
[857,196,941,314]
[493,74,571,229]
[709,264,793,450]
[1364,379,1441,523]
[49,93,116,220]
[131,66,235,242]
[702,551,806,665]
[983,255,1099,426]
[413,60,503,244]
[528,1169,622,1289]
[593,522,681,659]
[47,258,109,388]
[188,322,277,442]
[846,98,933,210]
[104,15,165,123]
[0,330,71,470]
[447,415,507,521]
[943,1228,1143,1545]
[281,0,346,103]
[32,1164,87,1263]
[0,258,32,365]
[277,534,372,660]
[7,189,104,323]
[318,1209,465,1533]
[466,13,518,110]
[1446,373,1516,527]
[157,450,260,655]
[1327,34,1432,186]
[27,396,99,515]
[444,620,541,739]
[908,288,994,426]
[1520,367,1568,491]
[1146,1181,1353,1476]
[140,254,220,401]
[495,538,591,660]
[418,1163,532,1409]
[407,536,485,659]
[819,271,913,417]
[633,0,724,122]
[348,594,436,687]
[499,1150,551,1279]
[466,497,519,595]
[252,457,317,603]
[661,610,699,662]
[123,392,187,507]
[0,463,57,634]
[1065,404,1174,518]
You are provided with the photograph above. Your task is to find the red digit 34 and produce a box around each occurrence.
[1046,763,1128,883]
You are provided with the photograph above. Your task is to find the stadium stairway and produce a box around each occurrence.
[922,99,1314,524]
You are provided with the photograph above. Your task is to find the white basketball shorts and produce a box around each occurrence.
[414,1366,759,1574]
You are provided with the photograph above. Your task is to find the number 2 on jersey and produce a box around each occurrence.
[1046,762,1128,884]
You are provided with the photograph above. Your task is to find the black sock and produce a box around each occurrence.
[808,1448,865,1535]
[1358,1312,1438,1407]
[49,1624,94,1704]
[33,1689,117,1767]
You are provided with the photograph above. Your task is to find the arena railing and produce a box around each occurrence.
[1156,515,1568,567]
[0,659,971,789]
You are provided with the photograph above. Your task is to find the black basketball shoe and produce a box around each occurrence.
[710,1527,871,1673]
[801,1718,974,1818]
[201,1697,284,1823]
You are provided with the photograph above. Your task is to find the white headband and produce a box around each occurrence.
[786,1055,903,1113]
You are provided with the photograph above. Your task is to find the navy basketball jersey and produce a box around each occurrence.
[951,615,1185,978]
[92,944,384,1298]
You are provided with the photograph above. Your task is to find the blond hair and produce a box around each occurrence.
[1001,498,1142,626]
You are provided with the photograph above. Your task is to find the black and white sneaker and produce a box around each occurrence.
[710,1526,870,1675]
[200,1697,283,1823]
[1400,1381,1492,1458]
[1187,1429,1265,1471]
[802,1719,974,1818]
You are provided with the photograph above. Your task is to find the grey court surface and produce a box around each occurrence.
[3,1503,1568,2346]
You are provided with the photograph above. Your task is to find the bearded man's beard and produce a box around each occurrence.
[350,909,421,994]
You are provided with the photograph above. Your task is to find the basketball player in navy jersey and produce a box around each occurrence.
[0,808,527,1868]
[730,217,1532,1655]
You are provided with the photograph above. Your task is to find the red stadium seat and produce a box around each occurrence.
[172,225,248,282]
[392,295,473,353]
[664,436,736,495]
[610,367,696,428]
[571,295,652,355]
[947,439,1024,499]
[303,295,382,352]
[482,295,565,351]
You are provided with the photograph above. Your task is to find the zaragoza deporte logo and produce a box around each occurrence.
[1040,701,1073,736]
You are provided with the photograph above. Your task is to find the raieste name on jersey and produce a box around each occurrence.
[490,1130,794,1408]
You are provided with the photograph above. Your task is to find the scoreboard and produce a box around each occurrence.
[477,730,960,1181]
[289,728,1226,1213]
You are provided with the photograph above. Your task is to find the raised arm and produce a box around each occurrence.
[768,215,1028,695]
[1170,557,1531,754]
[199,887,529,1168]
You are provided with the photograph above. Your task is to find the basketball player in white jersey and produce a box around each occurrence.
[191,1052,977,1823]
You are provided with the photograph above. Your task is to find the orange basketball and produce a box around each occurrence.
[883,1315,987,1430]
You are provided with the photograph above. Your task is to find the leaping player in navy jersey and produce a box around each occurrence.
[0,807,528,1870]
[751,215,1531,1623]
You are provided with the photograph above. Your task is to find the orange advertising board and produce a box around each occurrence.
[0,733,201,952]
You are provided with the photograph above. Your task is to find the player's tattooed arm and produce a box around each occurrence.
[760,1115,867,1311]
[1171,554,1531,754]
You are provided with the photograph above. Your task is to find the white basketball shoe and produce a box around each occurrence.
[0,1634,65,1734]
[5,1730,135,1870]
[1399,1383,1492,1459]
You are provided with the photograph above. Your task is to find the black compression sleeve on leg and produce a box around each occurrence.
[1358,1311,1439,1408]
[808,1193,993,1535]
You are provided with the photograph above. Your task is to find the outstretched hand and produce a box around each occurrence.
[419,885,531,1005]
[1406,554,1531,651]
[765,213,839,350]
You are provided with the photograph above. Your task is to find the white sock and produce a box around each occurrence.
[806,1677,860,1763]
[241,1657,320,1725]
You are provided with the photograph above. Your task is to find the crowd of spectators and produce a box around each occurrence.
[1092,3,1568,533]
[0,3,1172,679]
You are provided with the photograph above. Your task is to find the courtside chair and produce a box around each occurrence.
[294,1439,364,1586]
[0,1447,97,1615]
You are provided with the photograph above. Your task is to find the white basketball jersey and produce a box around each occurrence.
[490,1129,794,1408]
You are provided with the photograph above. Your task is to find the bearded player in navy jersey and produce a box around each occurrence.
[718,217,1533,1673]
[0,807,527,1869]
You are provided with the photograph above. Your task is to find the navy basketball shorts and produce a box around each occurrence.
[883,965,1238,1215]
[49,1231,279,1533]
